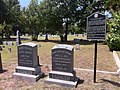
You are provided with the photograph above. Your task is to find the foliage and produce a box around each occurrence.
[0,0,20,40]
[104,0,120,12]
[21,0,43,41]
[107,12,120,51]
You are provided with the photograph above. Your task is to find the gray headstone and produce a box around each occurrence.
[16,30,21,46]
[45,44,79,87]
[7,41,14,45]
[0,53,2,72]
[8,47,11,52]
[13,42,43,82]
[2,41,7,45]
[75,44,80,50]
[52,45,73,72]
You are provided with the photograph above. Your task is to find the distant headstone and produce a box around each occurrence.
[7,41,14,45]
[2,41,7,45]
[0,53,2,72]
[13,42,43,82]
[45,44,79,87]
[75,44,80,50]
[8,47,11,52]
[16,30,21,46]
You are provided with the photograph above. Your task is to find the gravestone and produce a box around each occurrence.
[2,41,7,45]
[13,42,43,82]
[45,44,78,87]
[75,44,80,50]
[7,41,14,45]
[8,47,11,52]
[16,30,21,46]
[0,53,2,72]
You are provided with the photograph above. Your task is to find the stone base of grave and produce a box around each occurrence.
[13,66,44,82]
[45,71,79,87]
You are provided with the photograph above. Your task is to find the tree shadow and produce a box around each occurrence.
[76,78,84,88]
[4,37,30,41]
[101,79,120,87]
[37,39,95,45]
[0,69,7,73]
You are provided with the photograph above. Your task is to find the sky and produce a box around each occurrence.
[19,0,41,8]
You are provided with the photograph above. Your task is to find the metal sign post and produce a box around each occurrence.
[87,12,106,83]
[94,41,97,83]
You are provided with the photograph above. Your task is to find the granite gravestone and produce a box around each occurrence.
[0,53,2,72]
[45,44,78,87]
[7,41,14,45]
[13,42,43,82]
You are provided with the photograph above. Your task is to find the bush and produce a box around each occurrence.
[107,35,120,51]
[107,11,120,51]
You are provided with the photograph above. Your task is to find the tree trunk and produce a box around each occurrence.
[64,20,68,42]
[32,34,38,41]
[5,33,10,40]
[60,35,64,42]
[45,33,48,40]
[2,29,3,39]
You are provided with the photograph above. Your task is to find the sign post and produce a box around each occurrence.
[87,12,106,83]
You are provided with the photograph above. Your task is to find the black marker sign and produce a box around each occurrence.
[87,12,106,41]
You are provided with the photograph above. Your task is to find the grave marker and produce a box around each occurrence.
[16,30,21,46]
[45,44,78,87]
[87,12,106,83]
[13,42,43,82]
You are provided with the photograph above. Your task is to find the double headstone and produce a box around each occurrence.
[0,53,2,72]
[45,44,78,87]
[13,42,43,82]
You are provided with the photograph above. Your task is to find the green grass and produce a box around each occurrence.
[0,45,17,62]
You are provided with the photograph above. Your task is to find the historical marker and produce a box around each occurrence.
[87,12,106,41]
[87,12,106,83]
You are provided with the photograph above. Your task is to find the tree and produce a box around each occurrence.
[42,0,106,42]
[21,0,44,41]
[102,0,120,51]
[0,0,20,40]
[42,0,80,42]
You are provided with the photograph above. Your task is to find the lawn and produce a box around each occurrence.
[0,35,119,90]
